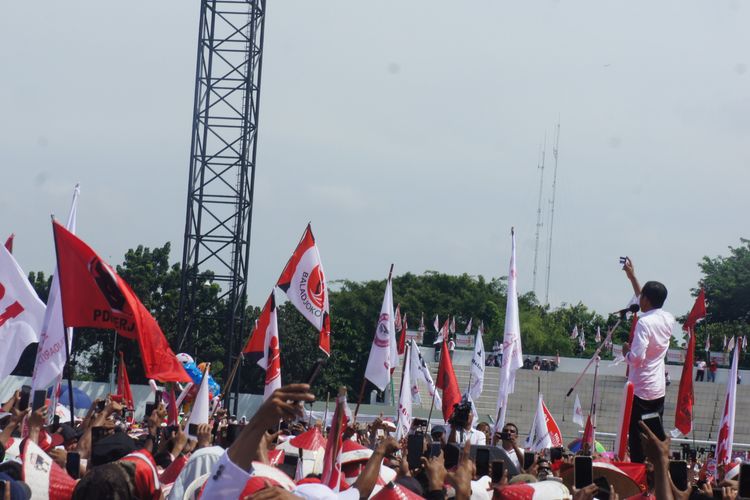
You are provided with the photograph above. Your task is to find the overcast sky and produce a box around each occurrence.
[1,1,748,321]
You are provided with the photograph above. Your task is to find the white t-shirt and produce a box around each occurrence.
[455,427,486,446]
[625,308,675,400]
[697,360,706,371]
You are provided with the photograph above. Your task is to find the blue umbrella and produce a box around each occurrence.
[48,386,92,409]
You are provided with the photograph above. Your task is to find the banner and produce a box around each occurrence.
[454,334,475,348]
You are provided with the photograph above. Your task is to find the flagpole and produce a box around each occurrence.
[396,342,410,417]
[109,333,118,394]
[354,378,367,421]
[590,355,601,444]
[565,316,623,397]
[425,347,440,429]
[323,392,330,428]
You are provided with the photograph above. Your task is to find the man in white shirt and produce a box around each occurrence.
[622,258,675,463]
[448,399,486,445]
[696,359,706,382]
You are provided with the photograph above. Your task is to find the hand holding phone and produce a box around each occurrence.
[574,455,593,489]
[491,460,504,484]
[641,412,666,441]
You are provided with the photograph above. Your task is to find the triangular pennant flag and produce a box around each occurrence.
[581,414,594,451]
[276,224,331,355]
[52,221,189,382]
[572,394,584,427]
[464,317,473,335]
[683,289,707,331]
[436,338,461,422]
[186,363,211,438]
[4,234,13,253]
[117,351,135,411]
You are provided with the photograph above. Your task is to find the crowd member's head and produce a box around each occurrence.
[476,422,492,444]
[72,461,137,500]
[640,280,668,312]
[500,423,518,449]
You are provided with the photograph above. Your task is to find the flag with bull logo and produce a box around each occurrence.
[242,292,281,400]
[364,269,397,391]
[276,224,331,355]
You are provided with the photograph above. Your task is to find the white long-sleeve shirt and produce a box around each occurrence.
[625,308,675,400]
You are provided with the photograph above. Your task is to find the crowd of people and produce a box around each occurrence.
[0,380,744,499]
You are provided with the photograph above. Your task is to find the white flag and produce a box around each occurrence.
[418,313,426,334]
[524,394,564,452]
[32,185,80,391]
[433,319,447,345]
[187,364,211,438]
[469,327,485,400]
[570,325,578,339]
[364,272,397,391]
[705,333,711,352]
[449,316,456,334]
[464,317,472,335]
[573,394,584,427]
[716,338,739,465]
[433,314,439,333]
[495,229,523,430]
[727,336,736,353]
[595,326,601,343]
[409,340,441,408]
[723,335,728,350]
[396,343,412,440]
[0,247,46,379]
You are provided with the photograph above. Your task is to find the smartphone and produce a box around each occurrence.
[523,451,536,471]
[669,460,687,491]
[550,447,564,462]
[574,455,593,489]
[406,433,424,470]
[491,460,504,483]
[443,443,460,469]
[499,431,511,441]
[188,423,198,436]
[475,447,490,477]
[66,451,81,479]
[96,400,106,412]
[428,442,442,458]
[739,463,750,498]
[641,412,666,441]
[144,402,155,419]
[52,415,60,433]
[18,385,31,411]
[32,390,46,412]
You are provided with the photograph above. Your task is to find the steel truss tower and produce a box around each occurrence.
[178,0,266,412]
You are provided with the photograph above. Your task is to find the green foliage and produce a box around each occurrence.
[698,238,750,323]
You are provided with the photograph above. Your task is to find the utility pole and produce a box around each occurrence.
[531,135,546,297]
[544,121,561,306]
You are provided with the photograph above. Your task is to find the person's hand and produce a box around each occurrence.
[638,421,670,465]
[721,486,738,500]
[252,384,315,428]
[446,440,474,499]
[572,484,599,500]
[421,450,447,493]
[48,447,68,469]
[250,484,298,499]
[172,424,189,456]
[196,423,212,449]
[147,403,166,429]
[2,391,19,413]
[28,405,48,430]
[623,257,635,279]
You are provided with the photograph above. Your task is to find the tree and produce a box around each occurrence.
[697,238,750,323]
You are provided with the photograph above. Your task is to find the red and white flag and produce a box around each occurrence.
[581,414,594,450]
[364,271,397,391]
[433,319,448,345]
[418,313,425,334]
[0,245,46,378]
[495,229,523,431]
[464,317,473,335]
[322,389,348,492]
[32,184,79,392]
[52,221,189,382]
[684,289,707,332]
[524,394,563,452]
[242,292,281,400]
[673,327,695,437]
[395,342,412,441]
[117,351,135,411]
[716,337,740,465]
[4,234,13,253]
[394,305,405,356]
[276,224,331,355]
[436,337,461,422]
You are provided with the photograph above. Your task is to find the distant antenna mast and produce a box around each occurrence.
[531,135,546,296]
[544,121,561,305]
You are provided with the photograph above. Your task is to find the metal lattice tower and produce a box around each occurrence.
[544,121,561,305]
[178,0,267,410]
[531,136,546,297]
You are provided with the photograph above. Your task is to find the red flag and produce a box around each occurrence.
[4,234,13,253]
[276,225,331,355]
[581,414,594,450]
[397,313,407,356]
[117,351,135,411]
[674,328,696,436]
[166,385,178,426]
[683,289,707,331]
[435,339,461,422]
[716,338,740,465]
[394,305,404,355]
[322,389,348,491]
[52,221,189,382]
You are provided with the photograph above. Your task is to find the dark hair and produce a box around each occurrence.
[642,281,668,308]
[73,462,136,500]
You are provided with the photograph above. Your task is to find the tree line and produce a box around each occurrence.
[13,238,750,398]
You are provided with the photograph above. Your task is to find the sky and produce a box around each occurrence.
[1,0,749,321]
